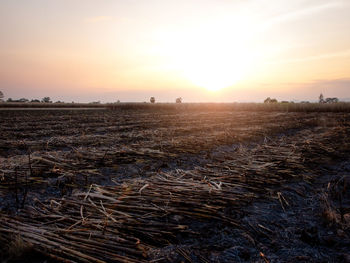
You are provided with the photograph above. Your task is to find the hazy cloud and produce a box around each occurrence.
[264,1,345,28]
[269,49,350,64]
[300,78,350,99]
[261,78,350,101]
[85,16,113,23]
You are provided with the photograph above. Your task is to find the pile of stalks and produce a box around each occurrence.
[1,108,350,262]
[2,124,349,262]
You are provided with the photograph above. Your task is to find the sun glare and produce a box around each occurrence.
[182,45,255,92]
[152,13,260,92]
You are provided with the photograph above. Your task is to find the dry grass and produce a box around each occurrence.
[2,234,34,260]
[321,193,339,226]
[1,101,350,112]
[108,102,350,112]
[0,108,349,262]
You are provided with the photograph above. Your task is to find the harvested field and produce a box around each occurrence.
[0,107,350,262]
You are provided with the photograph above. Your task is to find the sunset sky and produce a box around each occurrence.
[1,0,350,102]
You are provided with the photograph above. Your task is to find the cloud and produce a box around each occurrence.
[269,78,350,101]
[269,49,350,64]
[85,16,113,23]
[301,78,350,98]
[262,1,346,29]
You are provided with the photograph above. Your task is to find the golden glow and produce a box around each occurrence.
[1,1,350,102]
[151,14,260,92]
[181,46,256,92]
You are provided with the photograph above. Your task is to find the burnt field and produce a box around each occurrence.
[0,107,350,263]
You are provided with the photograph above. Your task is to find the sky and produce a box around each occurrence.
[1,0,350,102]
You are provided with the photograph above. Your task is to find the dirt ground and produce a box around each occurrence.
[0,108,349,262]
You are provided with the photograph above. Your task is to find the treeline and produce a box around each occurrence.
[263,94,340,104]
[5,97,53,103]
[108,102,350,112]
[1,101,350,112]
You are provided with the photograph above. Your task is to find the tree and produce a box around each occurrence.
[325,97,339,103]
[264,97,277,103]
[264,97,271,103]
[0,91,3,101]
[176,97,182,103]
[42,97,52,103]
[7,98,13,102]
[319,93,324,103]
[150,97,155,103]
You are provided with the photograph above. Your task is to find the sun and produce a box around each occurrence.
[181,49,254,92]
[184,64,242,92]
[181,23,258,92]
[152,13,260,92]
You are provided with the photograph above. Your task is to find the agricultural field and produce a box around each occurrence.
[0,105,350,262]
